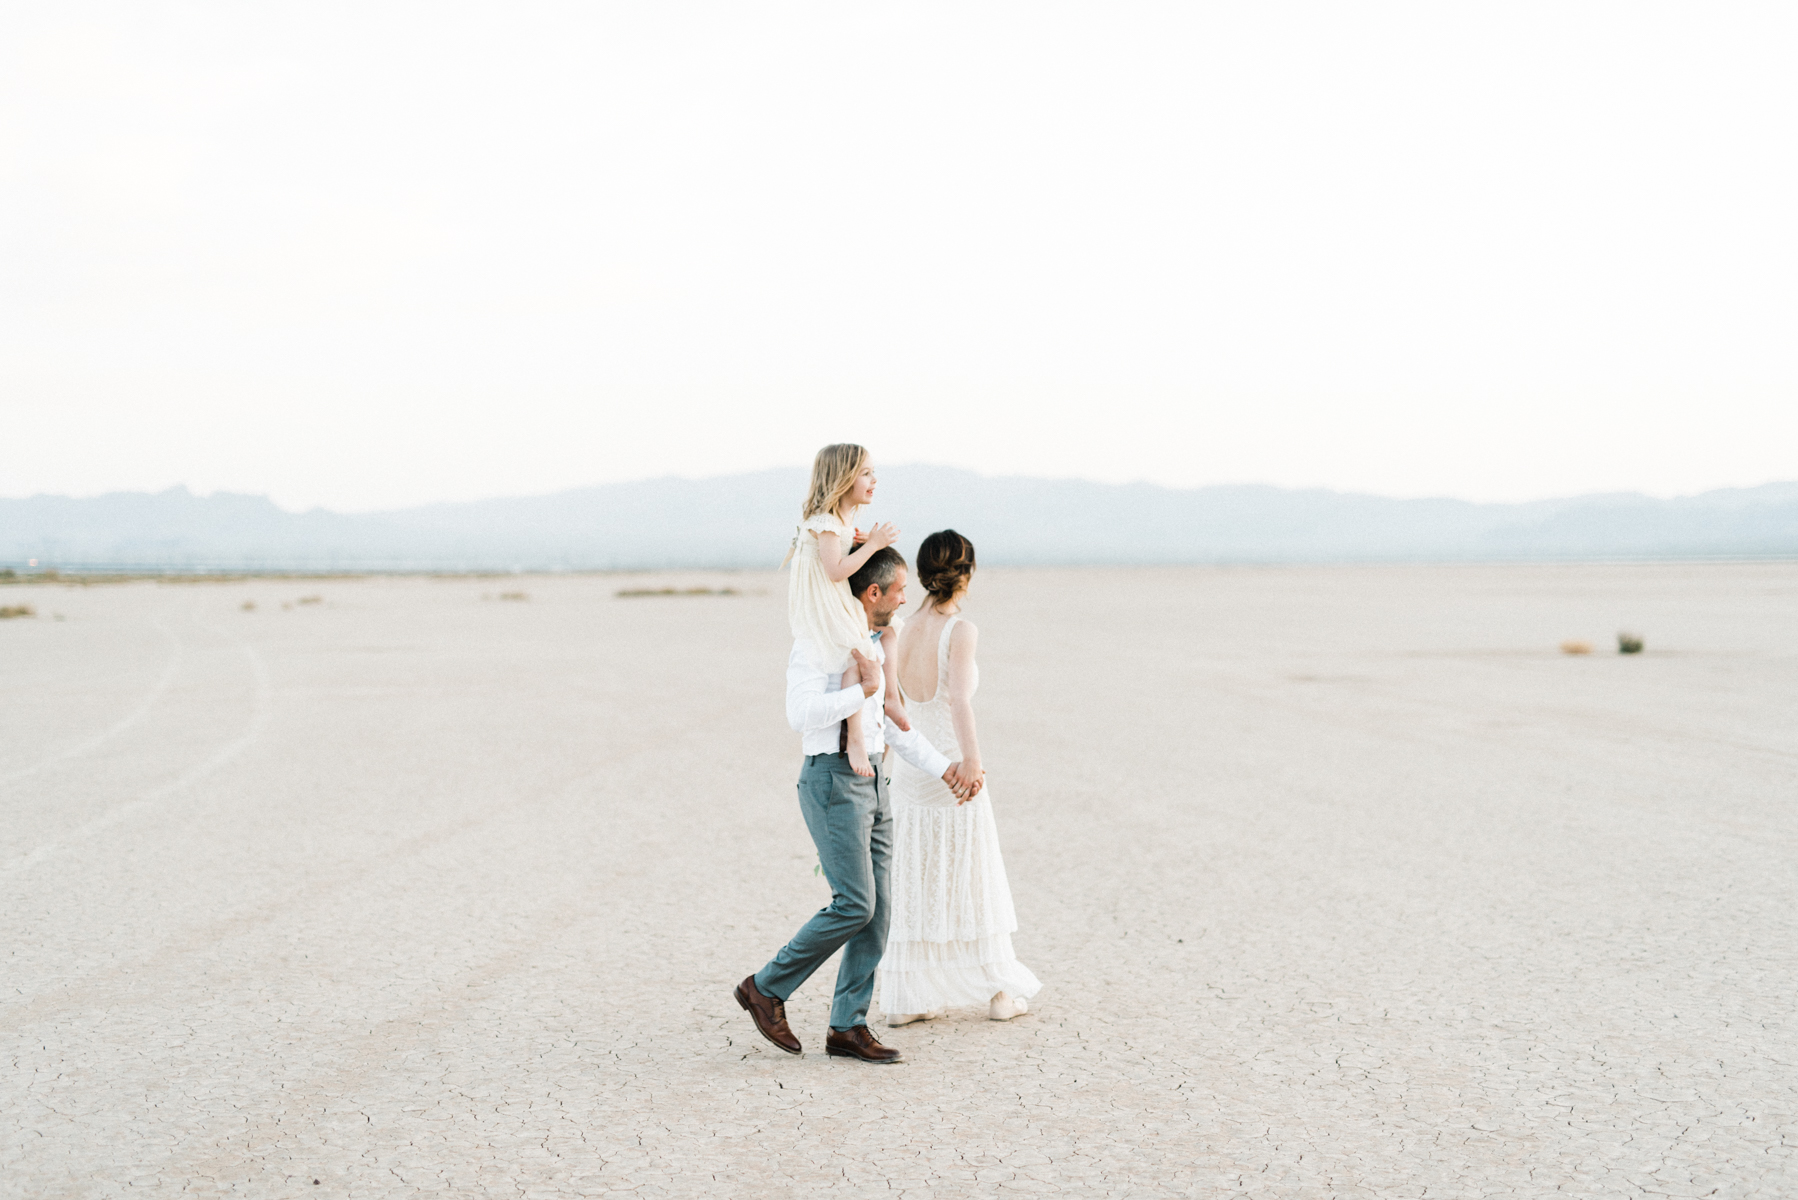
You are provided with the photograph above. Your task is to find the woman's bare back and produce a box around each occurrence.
[897,606,952,702]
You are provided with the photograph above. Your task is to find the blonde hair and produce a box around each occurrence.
[781,442,870,567]
[801,443,869,521]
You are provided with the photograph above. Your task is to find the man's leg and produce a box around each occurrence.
[755,755,878,1005]
[829,755,893,1031]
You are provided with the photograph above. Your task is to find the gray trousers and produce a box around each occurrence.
[755,751,892,1031]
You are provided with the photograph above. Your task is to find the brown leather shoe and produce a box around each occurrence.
[734,974,802,1055]
[825,1025,903,1064]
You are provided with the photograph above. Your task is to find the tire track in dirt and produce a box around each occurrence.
[0,615,185,787]
[1,624,271,877]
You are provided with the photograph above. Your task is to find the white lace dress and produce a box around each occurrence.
[879,614,1041,1015]
[786,509,869,673]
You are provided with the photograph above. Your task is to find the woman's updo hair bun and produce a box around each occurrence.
[917,529,976,606]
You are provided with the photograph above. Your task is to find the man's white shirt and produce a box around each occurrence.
[786,633,951,779]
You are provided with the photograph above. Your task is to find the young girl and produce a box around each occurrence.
[785,443,909,777]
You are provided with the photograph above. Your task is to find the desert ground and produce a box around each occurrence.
[2,563,1795,1198]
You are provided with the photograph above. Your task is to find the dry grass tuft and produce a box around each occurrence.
[616,587,741,599]
[298,595,323,605]
[499,592,529,602]
[241,601,256,612]
[1560,640,1592,655]
[0,604,35,619]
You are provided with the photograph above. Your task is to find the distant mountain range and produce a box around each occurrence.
[4,468,1797,571]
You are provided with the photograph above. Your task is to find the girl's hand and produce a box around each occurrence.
[851,527,867,546]
[867,521,900,550]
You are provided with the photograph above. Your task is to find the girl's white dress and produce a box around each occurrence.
[787,509,869,672]
[879,614,1041,1015]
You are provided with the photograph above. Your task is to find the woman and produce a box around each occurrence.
[879,529,1041,1024]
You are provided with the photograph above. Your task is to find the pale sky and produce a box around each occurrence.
[3,3,1794,512]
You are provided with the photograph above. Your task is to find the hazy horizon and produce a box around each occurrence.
[8,466,1795,571]
[12,466,1798,517]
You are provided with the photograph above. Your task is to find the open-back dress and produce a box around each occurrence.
[878,613,1041,1015]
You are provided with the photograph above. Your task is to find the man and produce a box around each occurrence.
[735,545,981,1064]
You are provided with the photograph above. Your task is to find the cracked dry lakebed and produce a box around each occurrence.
[3,564,1796,1198]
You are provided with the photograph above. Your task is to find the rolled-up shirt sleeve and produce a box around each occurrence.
[883,716,951,780]
[787,645,866,734]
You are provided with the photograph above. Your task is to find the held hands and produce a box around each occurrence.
[942,761,986,804]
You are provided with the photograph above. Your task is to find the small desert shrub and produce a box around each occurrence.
[241,601,256,612]
[0,604,34,619]
[298,595,323,605]
[1617,632,1644,654]
[616,587,741,598]
[500,591,529,601]
[1559,640,1592,655]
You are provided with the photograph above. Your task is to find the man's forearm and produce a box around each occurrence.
[884,719,950,779]
[787,679,867,733]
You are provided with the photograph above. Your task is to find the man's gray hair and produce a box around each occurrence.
[849,545,907,596]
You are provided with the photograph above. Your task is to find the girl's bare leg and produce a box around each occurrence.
[842,664,874,777]
[882,626,910,731]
